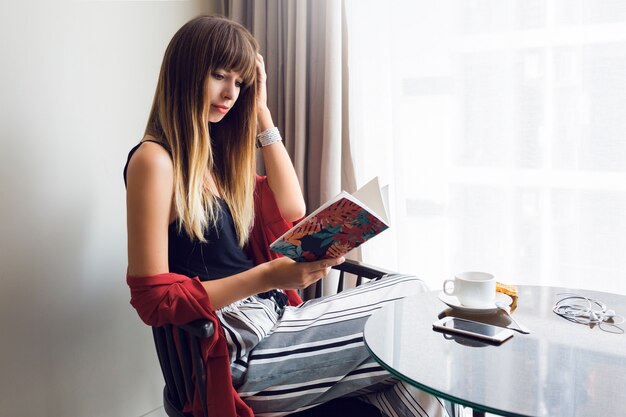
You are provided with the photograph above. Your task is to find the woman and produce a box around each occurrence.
[125,15,447,417]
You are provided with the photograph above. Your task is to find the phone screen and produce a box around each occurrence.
[433,317,514,344]
[442,318,499,336]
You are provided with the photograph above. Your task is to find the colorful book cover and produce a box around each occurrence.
[270,178,389,262]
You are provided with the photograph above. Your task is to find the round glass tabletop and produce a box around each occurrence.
[363,286,626,417]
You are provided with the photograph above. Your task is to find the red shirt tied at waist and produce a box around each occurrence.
[127,176,302,417]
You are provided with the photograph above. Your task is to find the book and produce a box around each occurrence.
[270,177,390,262]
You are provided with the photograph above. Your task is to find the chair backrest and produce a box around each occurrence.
[153,320,215,417]
[153,260,388,417]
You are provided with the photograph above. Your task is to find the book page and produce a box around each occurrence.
[351,177,389,224]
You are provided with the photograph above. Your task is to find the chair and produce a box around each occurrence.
[152,259,386,417]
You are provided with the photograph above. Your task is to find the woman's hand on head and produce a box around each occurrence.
[256,54,268,110]
[256,54,273,129]
[265,256,346,290]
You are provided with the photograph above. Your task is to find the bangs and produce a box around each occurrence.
[211,24,258,86]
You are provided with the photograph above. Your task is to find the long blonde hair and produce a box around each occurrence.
[145,15,258,246]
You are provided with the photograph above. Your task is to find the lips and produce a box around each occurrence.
[212,104,230,114]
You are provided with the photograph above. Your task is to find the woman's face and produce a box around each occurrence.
[205,69,244,123]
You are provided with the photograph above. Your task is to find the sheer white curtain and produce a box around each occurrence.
[345,0,626,295]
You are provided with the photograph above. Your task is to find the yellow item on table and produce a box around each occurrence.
[496,281,518,310]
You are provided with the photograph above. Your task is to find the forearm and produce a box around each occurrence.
[200,263,273,309]
[201,256,344,309]
[258,108,306,221]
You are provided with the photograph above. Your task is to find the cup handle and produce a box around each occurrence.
[443,279,455,295]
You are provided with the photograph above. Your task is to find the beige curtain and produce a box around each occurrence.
[209,0,357,212]
[208,0,360,296]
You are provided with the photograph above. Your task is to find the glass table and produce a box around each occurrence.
[363,286,626,417]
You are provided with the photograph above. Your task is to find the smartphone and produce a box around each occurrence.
[432,316,514,344]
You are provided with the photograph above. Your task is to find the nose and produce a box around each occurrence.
[222,81,237,100]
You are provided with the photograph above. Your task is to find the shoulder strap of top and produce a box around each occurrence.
[123,139,171,187]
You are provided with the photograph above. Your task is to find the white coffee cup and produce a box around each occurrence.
[443,271,496,308]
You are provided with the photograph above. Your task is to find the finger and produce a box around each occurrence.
[324,256,345,267]
[256,62,266,82]
[310,269,329,283]
[256,55,265,69]
[310,260,328,271]
[311,257,344,272]
[257,60,267,74]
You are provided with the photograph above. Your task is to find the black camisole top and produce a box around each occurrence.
[123,140,254,281]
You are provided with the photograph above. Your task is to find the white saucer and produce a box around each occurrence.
[437,292,513,314]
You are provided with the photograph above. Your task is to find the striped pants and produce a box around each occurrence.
[216,274,449,417]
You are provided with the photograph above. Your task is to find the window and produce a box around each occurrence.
[346,0,626,294]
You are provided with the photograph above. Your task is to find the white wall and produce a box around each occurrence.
[0,1,207,416]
